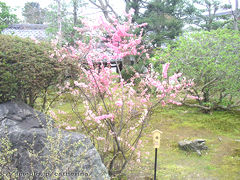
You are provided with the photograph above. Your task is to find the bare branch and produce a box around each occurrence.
[182,102,211,110]
[88,0,120,22]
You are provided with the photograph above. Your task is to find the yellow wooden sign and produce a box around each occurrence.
[152,130,162,148]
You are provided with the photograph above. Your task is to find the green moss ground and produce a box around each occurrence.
[51,102,240,180]
[125,105,240,180]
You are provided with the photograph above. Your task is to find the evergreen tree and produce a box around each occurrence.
[22,2,46,24]
[189,0,232,31]
[45,0,85,44]
[135,0,195,46]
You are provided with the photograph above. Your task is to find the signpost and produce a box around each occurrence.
[152,130,162,180]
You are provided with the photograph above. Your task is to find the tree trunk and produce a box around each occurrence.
[41,88,48,112]
[203,90,209,103]
[55,0,62,42]
[28,92,35,108]
[73,0,78,25]
[202,90,211,113]
[234,0,239,31]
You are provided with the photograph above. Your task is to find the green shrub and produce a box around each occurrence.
[152,29,240,111]
[0,35,72,107]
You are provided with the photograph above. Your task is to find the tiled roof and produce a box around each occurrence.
[215,11,232,16]
[1,24,48,40]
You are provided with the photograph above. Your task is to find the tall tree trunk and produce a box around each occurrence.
[73,0,78,25]
[55,0,62,42]
[234,0,239,31]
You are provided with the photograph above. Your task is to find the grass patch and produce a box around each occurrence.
[51,101,240,179]
[125,105,240,179]
[151,105,240,137]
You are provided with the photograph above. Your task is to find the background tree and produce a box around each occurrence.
[45,0,84,45]
[72,0,83,25]
[0,2,18,32]
[22,2,46,24]
[71,0,87,25]
[228,0,239,31]
[136,0,195,47]
[124,0,149,21]
[189,0,232,31]
[153,29,240,112]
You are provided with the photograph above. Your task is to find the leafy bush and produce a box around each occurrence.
[0,35,73,107]
[152,29,240,111]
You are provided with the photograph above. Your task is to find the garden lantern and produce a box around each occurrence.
[152,129,162,180]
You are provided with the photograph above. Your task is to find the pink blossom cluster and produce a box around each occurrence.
[52,10,195,173]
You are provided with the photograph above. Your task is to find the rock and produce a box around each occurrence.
[218,137,222,142]
[0,101,110,180]
[178,139,208,155]
[0,101,52,130]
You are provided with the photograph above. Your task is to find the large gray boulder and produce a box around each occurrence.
[0,101,110,180]
[178,139,208,156]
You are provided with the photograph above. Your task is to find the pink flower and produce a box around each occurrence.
[137,23,148,27]
[127,100,134,107]
[65,126,76,130]
[162,63,170,79]
[49,110,58,120]
[95,114,114,123]
[187,95,199,100]
[115,100,123,107]
[161,100,166,106]
[65,82,70,89]
[168,100,182,105]
[146,53,150,59]
[96,137,105,141]
[74,81,88,88]
[117,137,123,141]
[135,73,140,78]
[57,110,66,114]
[130,127,135,130]
[141,98,147,103]
[138,140,142,145]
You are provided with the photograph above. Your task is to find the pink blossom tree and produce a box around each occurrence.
[53,10,194,177]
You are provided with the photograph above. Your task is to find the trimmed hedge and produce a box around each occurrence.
[0,35,69,107]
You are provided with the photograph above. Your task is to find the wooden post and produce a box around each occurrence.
[154,148,157,180]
